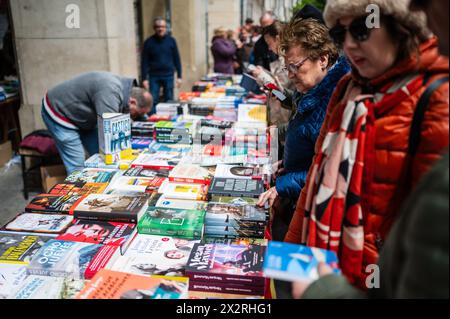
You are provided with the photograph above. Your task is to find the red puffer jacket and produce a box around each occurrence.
[285,38,449,288]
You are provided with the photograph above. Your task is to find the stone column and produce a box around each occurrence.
[171,0,208,93]
[10,0,138,137]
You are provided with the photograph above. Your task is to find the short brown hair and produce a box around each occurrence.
[262,21,286,38]
[280,18,339,68]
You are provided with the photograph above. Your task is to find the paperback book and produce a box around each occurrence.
[263,241,340,282]
[65,168,118,186]
[3,213,74,235]
[208,178,265,199]
[27,240,118,279]
[25,194,82,213]
[98,113,132,164]
[214,164,263,180]
[159,182,209,201]
[109,234,199,277]
[107,176,167,193]
[123,167,170,178]
[185,243,266,286]
[137,208,205,240]
[12,275,86,299]
[0,263,28,299]
[131,152,183,170]
[0,232,54,264]
[70,194,149,223]
[168,164,214,185]
[149,195,207,211]
[76,269,188,299]
[57,220,136,246]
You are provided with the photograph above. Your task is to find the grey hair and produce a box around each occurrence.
[153,17,166,26]
[131,87,152,109]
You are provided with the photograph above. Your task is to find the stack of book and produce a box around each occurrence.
[155,103,182,117]
[204,203,267,239]
[137,207,205,240]
[185,243,266,297]
[154,121,194,145]
[131,122,155,139]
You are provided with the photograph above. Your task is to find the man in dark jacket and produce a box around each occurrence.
[42,71,152,174]
[253,11,278,70]
[141,17,182,114]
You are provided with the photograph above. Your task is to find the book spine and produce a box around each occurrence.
[189,281,265,296]
[169,177,210,185]
[74,211,137,224]
[137,226,202,240]
[187,272,265,287]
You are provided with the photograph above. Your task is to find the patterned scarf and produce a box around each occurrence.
[301,73,426,284]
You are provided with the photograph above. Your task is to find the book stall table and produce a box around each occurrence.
[0,73,295,300]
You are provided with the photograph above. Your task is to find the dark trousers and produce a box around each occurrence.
[149,75,174,115]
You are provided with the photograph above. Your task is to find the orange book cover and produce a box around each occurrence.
[76,269,189,299]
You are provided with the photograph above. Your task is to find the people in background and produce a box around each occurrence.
[285,0,449,291]
[253,11,278,71]
[141,17,182,114]
[211,27,237,75]
[251,21,294,128]
[42,72,152,174]
[257,18,351,244]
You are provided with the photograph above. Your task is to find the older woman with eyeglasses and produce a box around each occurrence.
[286,0,449,290]
[257,18,350,242]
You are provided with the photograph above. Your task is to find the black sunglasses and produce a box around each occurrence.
[329,16,372,48]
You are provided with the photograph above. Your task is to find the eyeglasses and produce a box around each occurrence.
[283,56,310,74]
[329,16,372,48]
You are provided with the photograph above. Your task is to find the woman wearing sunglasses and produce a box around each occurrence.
[285,0,449,290]
[257,18,350,242]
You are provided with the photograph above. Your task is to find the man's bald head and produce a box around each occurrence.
[260,11,276,28]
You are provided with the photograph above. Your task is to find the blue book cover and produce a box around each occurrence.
[263,241,340,282]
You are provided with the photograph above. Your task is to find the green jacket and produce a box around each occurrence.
[303,151,449,299]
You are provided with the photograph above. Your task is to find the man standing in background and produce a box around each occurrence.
[253,11,278,70]
[141,17,182,114]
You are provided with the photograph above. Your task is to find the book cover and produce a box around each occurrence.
[237,104,267,124]
[214,164,263,180]
[263,241,340,282]
[76,269,188,299]
[168,164,214,185]
[185,243,266,285]
[109,234,199,277]
[0,263,28,299]
[12,275,86,299]
[49,183,107,197]
[57,220,136,246]
[108,176,167,193]
[151,195,207,211]
[3,213,74,235]
[70,194,149,223]
[205,203,267,224]
[123,167,170,178]
[27,240,118,280]
[208,178,265,199]
[138,208,205,240]
[25,194,82,213]
[84,154,120,169]
[159,182,209,201]
[209,195,259,206]
[98,113,132,164]
[65,168,118,185]
[148,141,192,154]
[131,152,182,170]
[0,233,54,264]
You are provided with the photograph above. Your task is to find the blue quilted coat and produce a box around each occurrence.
[276,56,350,199]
